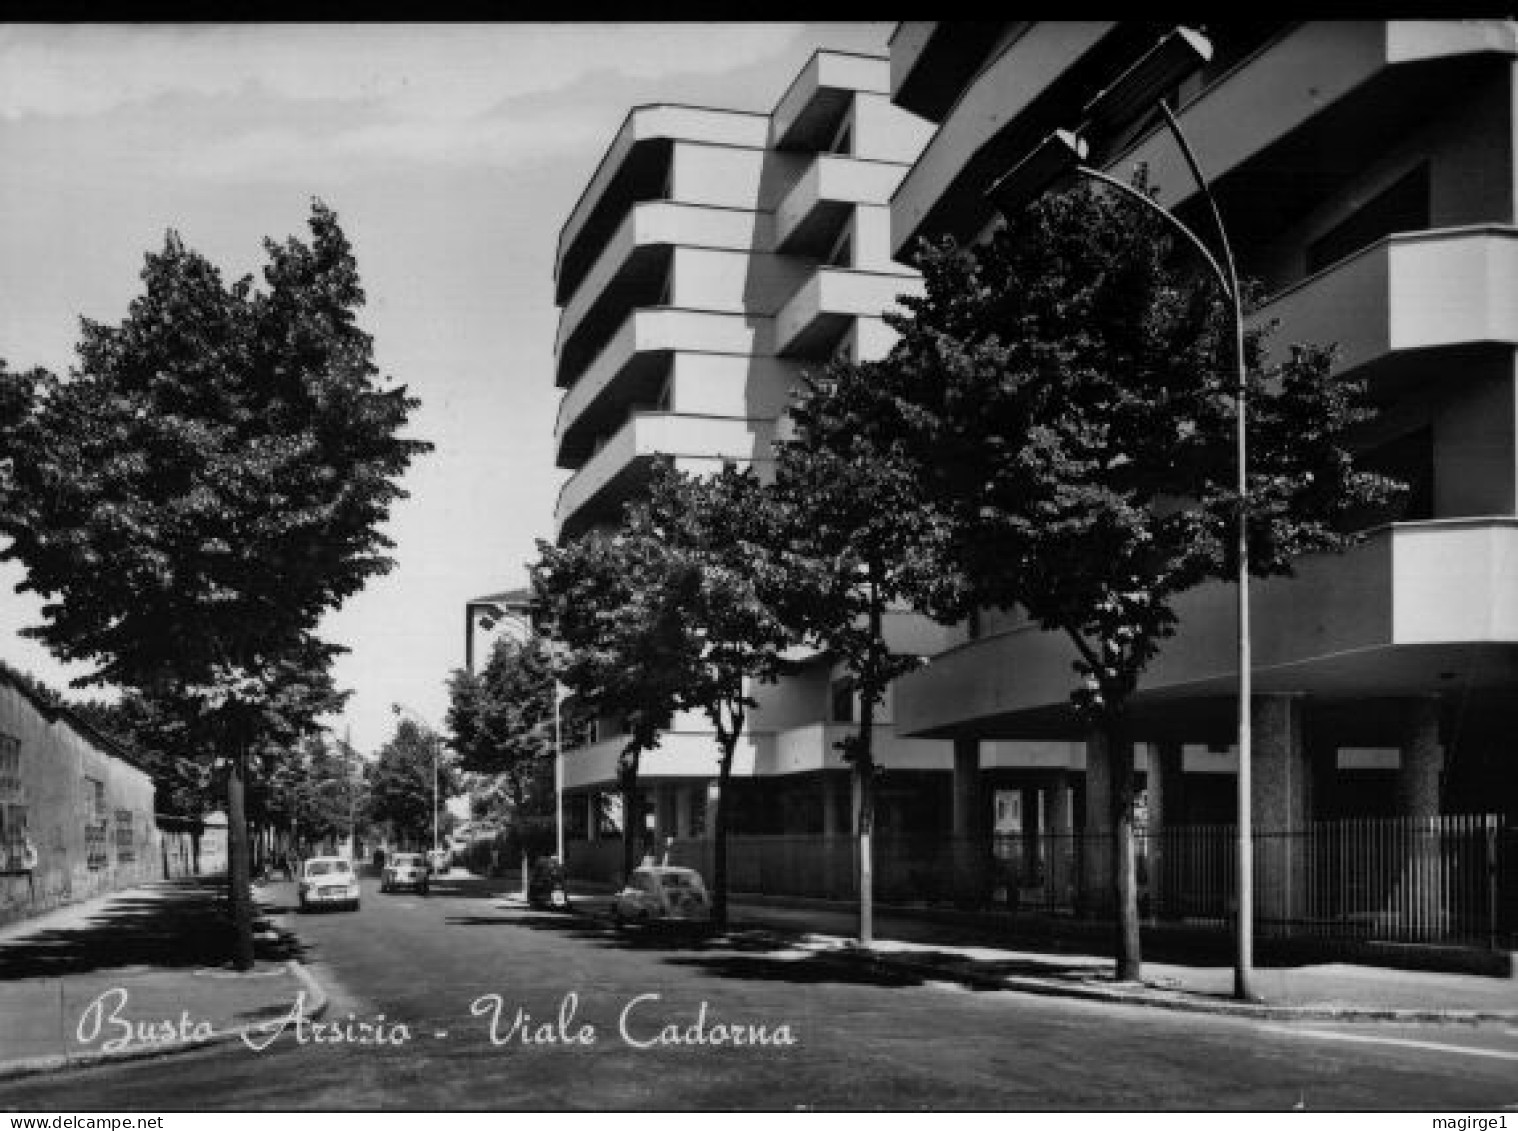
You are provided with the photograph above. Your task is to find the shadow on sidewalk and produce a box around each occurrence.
[0,878,306,979]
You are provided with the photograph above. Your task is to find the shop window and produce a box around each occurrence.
[1306,164,1430,276]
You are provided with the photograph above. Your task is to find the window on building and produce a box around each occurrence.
[84,776,108,870]
[1306,164,1430,276]
[0,733,26,871]
[830,677,855,724]
[115,809,135,863]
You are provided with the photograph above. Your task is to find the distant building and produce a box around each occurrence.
[0,663,162,926]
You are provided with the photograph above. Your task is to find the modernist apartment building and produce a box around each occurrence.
[886,21,1518,920]
[550,50,947,863]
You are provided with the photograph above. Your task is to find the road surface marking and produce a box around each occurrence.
[1261,1025,1518,1061]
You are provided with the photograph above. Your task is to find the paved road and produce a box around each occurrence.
[6,872,1518,1111]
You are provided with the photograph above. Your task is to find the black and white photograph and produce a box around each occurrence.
[1,19,1517,1117]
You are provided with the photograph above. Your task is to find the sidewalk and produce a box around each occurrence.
[0,878,322,1080]
[558,885,1518,1023]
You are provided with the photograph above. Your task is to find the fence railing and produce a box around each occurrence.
[564,815,1515,947]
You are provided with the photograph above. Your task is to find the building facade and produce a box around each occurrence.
[887,21,1518,928]
[551,51,954,874]
[0,664,162,926]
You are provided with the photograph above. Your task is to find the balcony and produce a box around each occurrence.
[554,411,778,536]
[771,50,890,151]
[556,105,770,304]
[555,308,780,467]
[561,729,769,791]
[895,519,1518,740]
[775,155,908,258]
[560,720,948,791]
[556,202,769,372]
[1121,22,1518,230]
[1259,226,1518,377]
[775,267,923,358]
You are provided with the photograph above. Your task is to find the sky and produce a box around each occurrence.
[0,20,895,755]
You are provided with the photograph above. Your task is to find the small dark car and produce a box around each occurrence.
[527,857,570,910]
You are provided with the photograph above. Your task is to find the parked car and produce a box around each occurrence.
[427,848,451,879]
[611,865,712,929]
[527,857,570,910]
[298,855,360,912]
[381,851,430,895]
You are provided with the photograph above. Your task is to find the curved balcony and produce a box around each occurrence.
[556,202,770,373]
[776,267,923,358]
[1259,225,1518,378]
[775,155,908,257]
[557,105,770,304]
[555,308,780,467]
[892,20,1517,259]
[895,519,1518,740]
[772,49,890,151]
[554,411,778,537]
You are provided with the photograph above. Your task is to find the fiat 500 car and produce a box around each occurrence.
[381,852,430,895]
[611,865,711,929]
[298,856,360,912]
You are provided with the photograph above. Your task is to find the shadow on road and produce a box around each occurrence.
[0,878,306,978]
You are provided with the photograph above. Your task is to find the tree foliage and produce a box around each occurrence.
[770,358,953,942]
[0,201,429,966]
[366,719,456,848]
[849,179,1398,977]
[445,635,556,819]
[532,517,692,881]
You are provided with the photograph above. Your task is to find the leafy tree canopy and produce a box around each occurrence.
[446,635,557,816]
[873,180,1397,717]
[366,718,456,846]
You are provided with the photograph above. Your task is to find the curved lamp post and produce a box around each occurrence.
[985,26,1257,1001]
[463,593,568,865]
[391,701,442,854]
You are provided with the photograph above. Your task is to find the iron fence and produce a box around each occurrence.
[564,816,1516,947]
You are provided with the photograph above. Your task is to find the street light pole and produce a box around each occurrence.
[985,27,1256,1000]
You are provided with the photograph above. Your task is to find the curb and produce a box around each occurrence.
[0,959,329,1083]
[808,946,1518,1024]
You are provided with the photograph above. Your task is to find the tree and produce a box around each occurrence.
[854,180,1397,980]
[0,202,429,967]
[532,526,689,884]
[366,719,455,850]
[446,636,556,825]
[633,461,795,930]
[772,364,948,946]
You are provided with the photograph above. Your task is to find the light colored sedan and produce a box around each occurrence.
[381,852,430,895]
[297,855,360,912]
[611,865,712,929]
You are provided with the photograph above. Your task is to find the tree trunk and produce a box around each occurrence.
[855,690,877,949]
[1105,712,1141,982]
[617,755,641,885]
[226,747,256,971]
[711,737,737,932]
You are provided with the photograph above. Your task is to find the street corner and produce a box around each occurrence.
[0,957,330,1083]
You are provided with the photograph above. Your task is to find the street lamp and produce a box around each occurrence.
[391,702,441,853]
[985,26,1258,1001]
